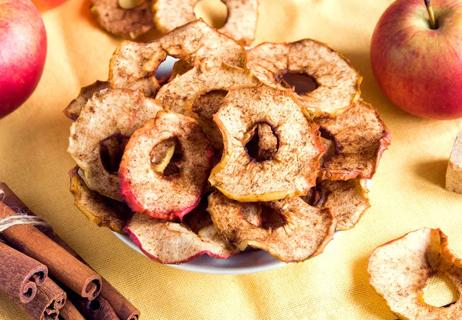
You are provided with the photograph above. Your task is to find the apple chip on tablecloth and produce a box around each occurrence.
[369,229,462,319]
[65,21,390,264]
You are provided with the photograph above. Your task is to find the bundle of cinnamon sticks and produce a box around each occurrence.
[0,183,140,320]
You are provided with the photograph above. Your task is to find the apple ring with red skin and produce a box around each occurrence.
[125,209,236,264]
[316,99,391,181]
[209,85,324,202]
[247,40,362,117]
[90,0,153,39]
[119,112,213,220]
[207,192,335,263]
[68,89,162,201]
[153,1,258,46]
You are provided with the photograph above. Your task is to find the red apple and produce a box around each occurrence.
[0,0,47,118]
[371,0,462,119]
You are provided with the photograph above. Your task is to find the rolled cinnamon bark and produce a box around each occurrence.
[19,278,66,320]
[0,201,102,301]
[101,280,139,320]
[0,241,48,303]
[59,300,85,320]
[69,292,120,320]
[0,182,139,319]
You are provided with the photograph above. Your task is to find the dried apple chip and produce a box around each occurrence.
[119,112,213,220]
[247,40,361,116]
[90,0,153,39]
[153,0,258,45]
[68,89,162,200]
[156,64,258,115]
[69,168,132,233]
[369,228,462,319]
[159,20,247,69]
[309,179,370,230]
[191,90,227,150]
[109,41,167,96]
[64,81,108,121]
[208,192,335,262]
[125,210,235,264]
[209,85,324,202]
[317,99,391,181]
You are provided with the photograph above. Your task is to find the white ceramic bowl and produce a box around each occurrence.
[113,232,285,275]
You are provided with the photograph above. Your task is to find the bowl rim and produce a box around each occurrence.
[113,232,286,275]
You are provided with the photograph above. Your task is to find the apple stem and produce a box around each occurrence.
[424,0,438,29]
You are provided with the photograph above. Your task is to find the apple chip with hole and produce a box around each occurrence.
[307,179,370,230]
[369,228,462,319]
[156,64,258,115]
[90,0,154,39]
[119,112,213,220]
[64,81,108,121]
[69,168,132,233]
[209,85,324,202]
[153,0,258,45]
[317,99,391,181]
[159,20,247,70]
[207,192,335,262]
[125,208,236,264]
[247,40,362,117]
[109,41,167,96]
[68,89,162,200]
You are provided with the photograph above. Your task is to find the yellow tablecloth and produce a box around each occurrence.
[1,0,462,319]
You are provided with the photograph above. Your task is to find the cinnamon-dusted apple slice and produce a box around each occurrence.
[64,81,108,121]
[208,192,335,262]
[125,209,235,264]
[308,179,370,230]
[90,0,153,39]
[247,40,361,117]
[159,20,247,69]
[153,1,258,45]
[156,64,258,115]
[317,99,391,181]
[68,89,162,200]
[209,85,324,202]
[69,168,132,233]
[109,41,167,96]
[119,112,213,220]
[191,90,227,150]
[369,228,462,319]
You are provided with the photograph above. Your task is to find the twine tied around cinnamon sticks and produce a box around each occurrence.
[0,189,48,232]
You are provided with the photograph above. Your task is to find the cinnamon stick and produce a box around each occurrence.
[0,182,139,319]
[0,201,102,301]
[19,278,66,320]
[59,300,85,320]
[0,241,48,304]
[68,291,120,320]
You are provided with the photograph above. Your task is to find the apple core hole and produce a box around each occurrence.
[277,72,318,95]
[260,205,287,230]
[423,272,459,308]
[150,137,183,177]
[245,123,279,162]
[194,0,228,29]
[100,134,129,174]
